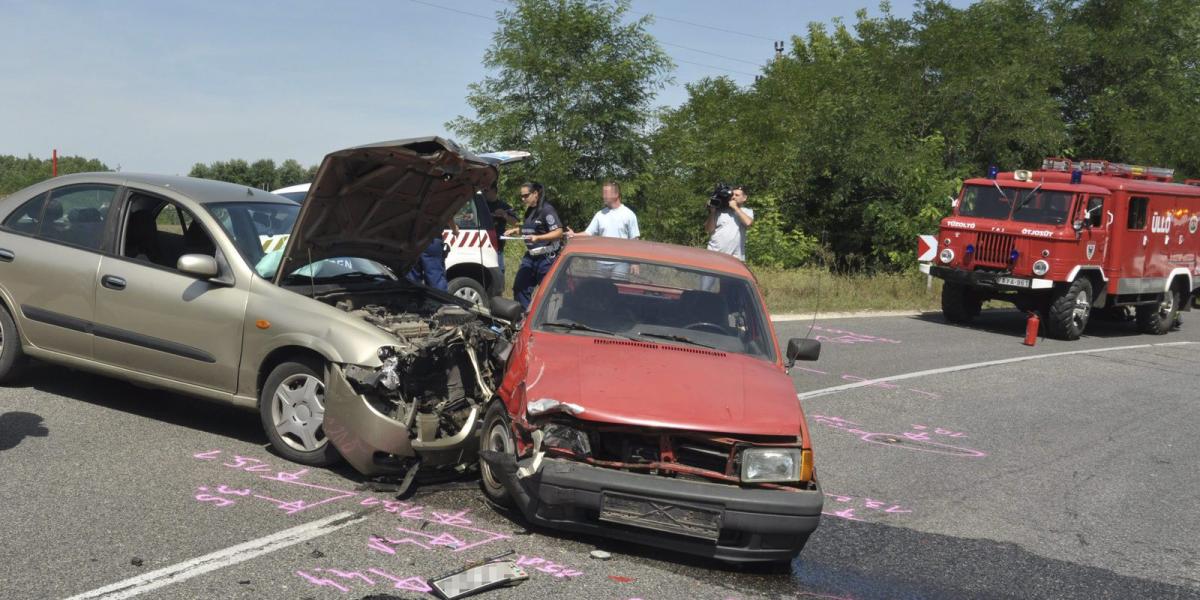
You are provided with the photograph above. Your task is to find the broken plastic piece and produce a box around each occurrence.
[526,398,585,417]
[430,560,527,599]
[589,550,612,560]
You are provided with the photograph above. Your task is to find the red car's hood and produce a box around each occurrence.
[523,332,800,436]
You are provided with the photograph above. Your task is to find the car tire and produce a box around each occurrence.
[941,282,980,324]
[0,304,28,385]
[478,401,516,508]
[448,276,489,309]
[1136,287,1181,335]
[1045,278,1093,340]
[259,359,340,467]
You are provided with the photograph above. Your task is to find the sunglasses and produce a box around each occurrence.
[520,192,533,198]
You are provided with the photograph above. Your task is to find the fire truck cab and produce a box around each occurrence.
[923,158,1200,340]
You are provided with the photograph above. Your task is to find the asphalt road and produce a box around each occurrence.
[2,309,1199,600]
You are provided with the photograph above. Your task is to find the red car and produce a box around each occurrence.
[478,237,823,563]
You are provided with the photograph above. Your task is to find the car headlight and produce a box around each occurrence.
[740,448,802,482]
[1032,259,1049,276]
[939,248,955,264]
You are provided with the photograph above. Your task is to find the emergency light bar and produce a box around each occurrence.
[1075,159,1174,181]
[1041,157,1072,172]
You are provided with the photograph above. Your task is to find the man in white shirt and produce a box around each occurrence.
[569,181,640,240]
[705,186,754,261]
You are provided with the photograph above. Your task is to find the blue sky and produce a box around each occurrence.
[0,1,970,175]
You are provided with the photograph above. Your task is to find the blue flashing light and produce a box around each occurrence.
[965,244,975,254]
[1071,169,1082,184]
[1010,249,1020,262]
[987,165,999,179]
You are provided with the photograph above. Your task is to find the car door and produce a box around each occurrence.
[0,183,117,359]
[1080,195,1110,265]
[92,196,248,392]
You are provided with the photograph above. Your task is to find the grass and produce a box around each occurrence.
[498,241,944,314]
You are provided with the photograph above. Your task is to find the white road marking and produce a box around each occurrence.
[64,510,366,600]
[797,341,1197,400]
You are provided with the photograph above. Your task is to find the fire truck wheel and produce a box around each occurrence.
[1136,287,1181,335]
[941,282,981,324]
[1046,278,1093,340]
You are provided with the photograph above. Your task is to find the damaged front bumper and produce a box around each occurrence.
[480,453,823,563]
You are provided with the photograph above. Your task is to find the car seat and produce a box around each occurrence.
[66,207,104,248]
[558,278,631,332]
[182,221,216,257]
[124,210,161,263]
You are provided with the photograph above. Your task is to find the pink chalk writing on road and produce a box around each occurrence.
[191,450,358,515]
[811,325,901,345]
[822,492,912,522]
[295,567,432,594]
[359,497,513,555]
[813,415,986,458]
[515,555,585,578]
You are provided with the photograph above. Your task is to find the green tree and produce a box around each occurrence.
[447,0,673,228]
[0,154,109,196]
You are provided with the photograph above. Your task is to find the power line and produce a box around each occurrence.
[675,59,758,78]
[659,41,761,66]
[627,9,777,42]
[406,0,494,21]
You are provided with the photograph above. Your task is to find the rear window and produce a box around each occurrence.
[40,185,116,250]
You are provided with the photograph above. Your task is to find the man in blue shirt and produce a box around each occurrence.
[506,182,563,309]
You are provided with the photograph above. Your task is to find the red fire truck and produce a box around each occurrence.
[922,158,1200,340]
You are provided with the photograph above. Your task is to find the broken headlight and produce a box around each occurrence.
[541,422,591,457]
[740,448,802,483]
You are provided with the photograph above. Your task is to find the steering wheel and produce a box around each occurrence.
[683,322,727,335]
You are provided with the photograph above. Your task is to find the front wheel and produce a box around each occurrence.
[478,402,516,507]
[1136,288,1181,335]
[259,359,340,466]
[941,282,981,324]
[1045,278,1093,340]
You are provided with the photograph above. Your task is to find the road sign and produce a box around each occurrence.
[918,234,937,262]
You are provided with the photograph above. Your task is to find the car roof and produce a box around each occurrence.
[44,172,296,205]
[561,237,753,277]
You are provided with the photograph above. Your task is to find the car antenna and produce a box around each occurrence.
[804,230,826,340]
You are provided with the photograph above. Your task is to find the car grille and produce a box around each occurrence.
[975,232,1014,266]
[588,431,733,479]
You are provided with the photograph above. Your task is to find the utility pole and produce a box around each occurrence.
[52,149,58,177]
[774,40,784,60]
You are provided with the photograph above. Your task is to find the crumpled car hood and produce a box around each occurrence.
[273,137,497,284]
[522,332,800,436]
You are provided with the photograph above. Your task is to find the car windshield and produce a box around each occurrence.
[205,202,393,282]
[958,184,1075,225]
[531,255,777,361]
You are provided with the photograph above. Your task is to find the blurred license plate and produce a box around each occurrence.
[600,492,722,540]
[997,276,1030,288]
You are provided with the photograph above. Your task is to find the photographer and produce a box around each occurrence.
[705,185,754,261]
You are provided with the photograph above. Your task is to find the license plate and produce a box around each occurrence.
[997,276,1030,288]
[599,492,722,540]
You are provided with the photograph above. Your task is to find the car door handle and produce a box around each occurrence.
[101,275,127,291]
[0,248,13,262]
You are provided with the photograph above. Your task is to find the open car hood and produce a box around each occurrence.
[273,137,497,284]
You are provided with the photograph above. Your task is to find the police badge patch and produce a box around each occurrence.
[1086,242,1096,260]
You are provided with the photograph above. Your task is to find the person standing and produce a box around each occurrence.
[485,190,519,277]
[506,182,563,309]
[567,181,640,240]
[407,218,457,291]
[705,186,754,260]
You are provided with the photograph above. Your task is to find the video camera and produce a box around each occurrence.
[708,183,733,209]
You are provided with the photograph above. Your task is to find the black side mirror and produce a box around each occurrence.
[490,297,524,322]
[786,338,821,367]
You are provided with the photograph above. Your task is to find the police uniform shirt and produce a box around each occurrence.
[521,201,562,254]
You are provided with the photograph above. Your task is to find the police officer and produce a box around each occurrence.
[506,181,563,309]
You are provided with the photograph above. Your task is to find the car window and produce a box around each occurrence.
[454,199,480,229]
[1086,197,1104,228]
[1127,197,1148,229]
[2,192,48,234]
[40,185,115,250]
[532,255,776,361]
[123,199,217,269]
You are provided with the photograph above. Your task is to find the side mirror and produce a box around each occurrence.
[786,338,821,367]
[1073,219,1084,233]
[490,296,524,322]
[177,254,219,279]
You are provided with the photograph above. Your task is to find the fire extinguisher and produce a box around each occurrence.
[1023,312,1040,346]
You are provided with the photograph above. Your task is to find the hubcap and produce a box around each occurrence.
[454,286,484,305]
[1159,292,1175,318]
[480,421,513,491]
[271,373,327,452]
[1072,289,1091,328]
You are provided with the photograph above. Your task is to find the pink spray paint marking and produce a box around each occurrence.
[191,450,359,515]
[813,415,986,458]
[295,567,431,594]
[811,325,901,345]
[515,555,584,578]
[821,492,912,521]
[362,501,511,556]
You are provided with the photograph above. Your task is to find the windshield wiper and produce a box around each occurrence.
[635,331,720,350]
[542,321,628,338]
[1012,183,1043,215]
